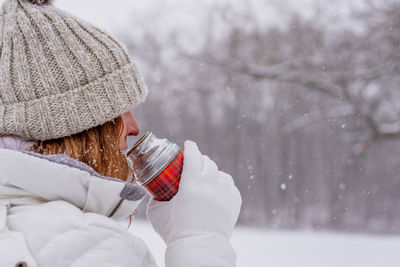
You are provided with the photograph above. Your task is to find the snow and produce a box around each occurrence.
[280,183,287,191]
[127,219,400,267]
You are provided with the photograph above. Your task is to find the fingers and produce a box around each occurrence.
[182,140,204,173]
[217,171,235,187]
[202,155,235,187]
[202,155,218,173]
[182,141,238,196]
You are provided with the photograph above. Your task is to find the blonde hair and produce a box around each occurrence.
[29,117,130,181]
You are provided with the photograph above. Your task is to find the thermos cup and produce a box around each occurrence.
[126,132,183,201]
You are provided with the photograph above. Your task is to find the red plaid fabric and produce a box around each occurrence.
[145,151,184,201]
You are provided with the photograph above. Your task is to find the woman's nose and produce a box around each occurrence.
[124,111,140,136]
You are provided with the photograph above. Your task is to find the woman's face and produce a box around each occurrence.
[119,111,140,150]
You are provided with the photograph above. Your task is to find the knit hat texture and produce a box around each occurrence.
[0,0,148,140]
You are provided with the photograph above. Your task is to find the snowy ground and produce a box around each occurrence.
[127,219,400,267]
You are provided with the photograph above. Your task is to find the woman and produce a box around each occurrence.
[0,0,242,267]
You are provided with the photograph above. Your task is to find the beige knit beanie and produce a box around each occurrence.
[0,0,148,141]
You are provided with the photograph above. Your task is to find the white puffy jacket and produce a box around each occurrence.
[0,148,158,267]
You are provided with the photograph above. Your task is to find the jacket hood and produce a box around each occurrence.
[0,148,146,220]
[0,135,34,150]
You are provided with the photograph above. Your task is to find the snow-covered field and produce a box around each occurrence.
[128,219,400,267]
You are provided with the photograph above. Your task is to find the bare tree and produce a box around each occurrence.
[119,0,400,233]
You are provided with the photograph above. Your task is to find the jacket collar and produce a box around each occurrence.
[0,148,146,220]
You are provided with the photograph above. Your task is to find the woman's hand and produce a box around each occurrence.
[146,140,242,244]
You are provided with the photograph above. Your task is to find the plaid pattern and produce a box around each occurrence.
[145,151,184,201]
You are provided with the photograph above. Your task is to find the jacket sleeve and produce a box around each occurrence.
[165,233,237,267]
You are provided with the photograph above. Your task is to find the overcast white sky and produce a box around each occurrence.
[0,0,142,31]
[56,0,293,53]
[56,0,148,32]
[55,0,321,31]
[0,0,366,51]
[0,0,366,34]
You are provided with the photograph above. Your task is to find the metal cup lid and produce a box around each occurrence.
[126,131,180,185]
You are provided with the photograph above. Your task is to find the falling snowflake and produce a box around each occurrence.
[280,183,287,191]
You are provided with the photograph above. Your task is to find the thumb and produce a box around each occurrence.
[182,140,204,173]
